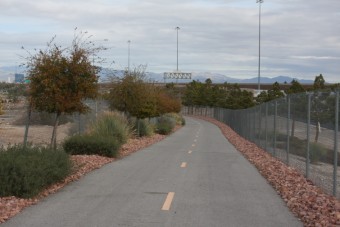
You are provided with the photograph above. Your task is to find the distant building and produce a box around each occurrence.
[14,73,24,83]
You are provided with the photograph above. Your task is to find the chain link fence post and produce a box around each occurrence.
[286,96,291,165]
[265,102,268,152]
[306,93,311,179]
[247,110,250,139]
[273,101,277,157]
[259,105,262,148]
[333,91,339,196]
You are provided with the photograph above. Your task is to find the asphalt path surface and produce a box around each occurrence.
[3,117,302,227]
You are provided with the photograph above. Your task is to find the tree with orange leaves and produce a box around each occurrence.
[24,30,105,149]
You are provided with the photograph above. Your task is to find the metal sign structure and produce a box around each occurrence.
[163,27,192,83]
[163,71,192,80]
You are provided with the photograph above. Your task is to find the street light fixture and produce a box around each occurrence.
[257,0,263,93]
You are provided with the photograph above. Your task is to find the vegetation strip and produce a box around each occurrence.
[195,116,339,226]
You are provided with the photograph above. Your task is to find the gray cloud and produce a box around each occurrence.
[0,0,339,82]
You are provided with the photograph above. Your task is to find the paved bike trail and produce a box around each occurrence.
[2,117,302,227]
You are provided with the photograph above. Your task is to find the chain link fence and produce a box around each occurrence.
[0,98,110,147]
[182,91,340,198]
[1,92,339,198]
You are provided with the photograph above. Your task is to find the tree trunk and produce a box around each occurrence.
[50,113,60,150]
[314,121,320,143]
[291,117,295,138]
[23,103,32,149]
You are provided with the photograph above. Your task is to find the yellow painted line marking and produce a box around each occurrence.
[188,150,192,154]
[162,192,175,211]
[194,139,197,142]
[181,162,187,168]
[192,144,196,147]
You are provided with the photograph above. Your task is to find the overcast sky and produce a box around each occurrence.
[0,0,339,82]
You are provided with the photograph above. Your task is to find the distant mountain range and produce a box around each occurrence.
[0,65,314,84]
[180,72,314,84]
[100,70,314,84]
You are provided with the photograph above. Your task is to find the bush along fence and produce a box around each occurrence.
[182,91,340,199]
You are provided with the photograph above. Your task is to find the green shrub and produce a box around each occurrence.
[0,144,71,198]
[156,115,176,135]
[289,137,328,164]
[309,142,328,164]
[181,117,186,126]
[276,133,288,142]
[63,134,121,157]
[257,131,286,142]
[163,112,184,125]
[89,111,131,144]
[289,136,305,154]
[134,119,154,137]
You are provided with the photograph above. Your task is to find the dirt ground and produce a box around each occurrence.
[0,123,73,147]
[0,100,74,147]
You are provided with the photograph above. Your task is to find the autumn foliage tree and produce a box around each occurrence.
[108,65,181,119]
[108,66,157,119]
[25,31,103,148]
[156,91,181,115]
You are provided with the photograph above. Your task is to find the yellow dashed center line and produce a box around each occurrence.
[162,192,175,211]
[188,150,192,154]
[192,144,196,147]
[181,162,187,168]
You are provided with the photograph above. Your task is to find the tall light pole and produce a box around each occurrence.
[176,27,180,71]
[257,0,263,93]
[127,40,131,72]
[163,26,192,83]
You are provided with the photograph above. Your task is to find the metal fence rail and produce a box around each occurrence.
[182,91,340,198]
